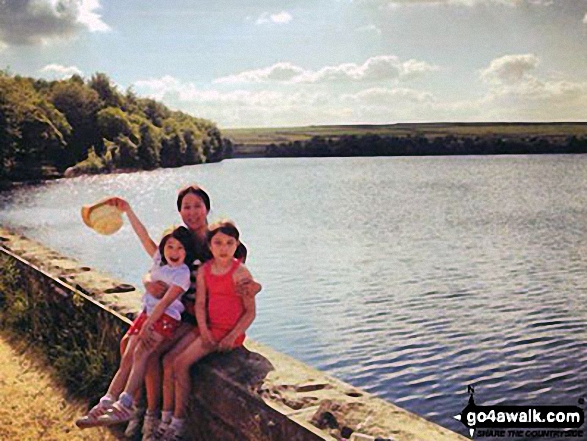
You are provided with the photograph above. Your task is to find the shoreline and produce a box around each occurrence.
[3,148,587,192]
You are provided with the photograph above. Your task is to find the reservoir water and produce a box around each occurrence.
[1,155,586,437]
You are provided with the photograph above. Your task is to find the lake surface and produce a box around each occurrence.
[1,156,586,438]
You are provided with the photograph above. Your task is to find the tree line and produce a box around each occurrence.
[0,71,232,184]
[265,134,587,158]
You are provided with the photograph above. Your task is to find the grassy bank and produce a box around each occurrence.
[0,250,129,398]
[0,330,119,441]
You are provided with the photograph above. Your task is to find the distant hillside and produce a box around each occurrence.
[0,71,230,185]
[224,123,587,157]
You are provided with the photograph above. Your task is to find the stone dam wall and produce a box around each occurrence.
[0,226,468,441]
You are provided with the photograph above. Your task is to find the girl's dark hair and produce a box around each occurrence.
[159,226,197,266]
[176,185,211,212]
[207,220,240,243]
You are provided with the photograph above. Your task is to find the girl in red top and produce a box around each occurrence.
[156,220,257,441]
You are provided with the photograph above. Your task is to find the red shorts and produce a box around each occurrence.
[199,327,245,348]
[127,311,180,339]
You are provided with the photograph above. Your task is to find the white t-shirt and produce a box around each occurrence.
[142,250,190,320]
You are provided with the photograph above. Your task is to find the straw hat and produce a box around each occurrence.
[81,197,123,235]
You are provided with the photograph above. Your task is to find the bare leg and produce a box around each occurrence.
[107,335,140,398]
[173,337,215,419]
[120,333,144,405]
[161,330,197,413]
[123,334,165,399]
[144,323,194,412]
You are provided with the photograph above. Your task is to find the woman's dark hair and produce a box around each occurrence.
[207,220,240,243]
[159,226,197,266]
[176,185,211,213]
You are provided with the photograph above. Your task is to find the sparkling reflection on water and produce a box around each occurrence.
[1,155,586,438]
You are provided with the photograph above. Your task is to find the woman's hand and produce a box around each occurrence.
[143,274,169,299]
[145,281,168,299]
[106,196,130,213]
[235,278,261,298]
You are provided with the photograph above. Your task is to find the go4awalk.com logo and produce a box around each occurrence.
[454,386,585,439]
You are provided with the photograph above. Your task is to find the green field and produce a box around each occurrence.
[223,122,587,156]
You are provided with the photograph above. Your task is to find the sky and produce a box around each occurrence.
[1,0,587,128]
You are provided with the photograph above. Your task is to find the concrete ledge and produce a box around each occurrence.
[0,226,468,441]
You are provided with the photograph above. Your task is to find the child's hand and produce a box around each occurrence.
[201,331,217,349]
[106,196,130,213]
[218,334,236,352]
[138,325,155,349]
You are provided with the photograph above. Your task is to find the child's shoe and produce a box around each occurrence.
[153,420,169,441]
[160,420,185,441]
[96,400,135,426]
[75,398,114,429]
[124,406,145,438]
[141,413,160,441]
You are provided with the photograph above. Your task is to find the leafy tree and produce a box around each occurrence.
[96,107,136,142]
[111,135,140,168]
[88,73,123,108]
[138,121,161,169]
[141,98,170,127]
[0,75,70,179]
[160,130,186,167]
[50,78,102,164]
[183,128,204,165]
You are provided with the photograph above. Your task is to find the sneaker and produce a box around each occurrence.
[96,400,135,426]
[75,399,114,429]
[141,414,160,441]
[124,407,145,438]
[153,421,169,441]
[159,422,186,441]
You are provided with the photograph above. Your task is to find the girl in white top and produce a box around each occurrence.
[76,204,196,429]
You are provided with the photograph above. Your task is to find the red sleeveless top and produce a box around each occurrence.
[204,258,245,336]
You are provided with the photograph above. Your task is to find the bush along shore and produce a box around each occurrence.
[0,70,233,188]
[263,132,587,158]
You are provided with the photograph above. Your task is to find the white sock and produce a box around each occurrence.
[145,409,159,418]
[100,394,115,405]
[161,410,173,425]
[119,391,134,409]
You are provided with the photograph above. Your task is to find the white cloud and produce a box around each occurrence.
[215,55,440,84]
[78,0,111,32]
[481,78,587,120]
[480,54,539,84]
[214,62,306,84]
[0,0,110,46]
[133,75,340,127]
[256,11,293,25]
[583,12,587,24]
[40,64,84,79]
[477,54,587,120]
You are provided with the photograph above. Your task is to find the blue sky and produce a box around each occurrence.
[1,0,586,128]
